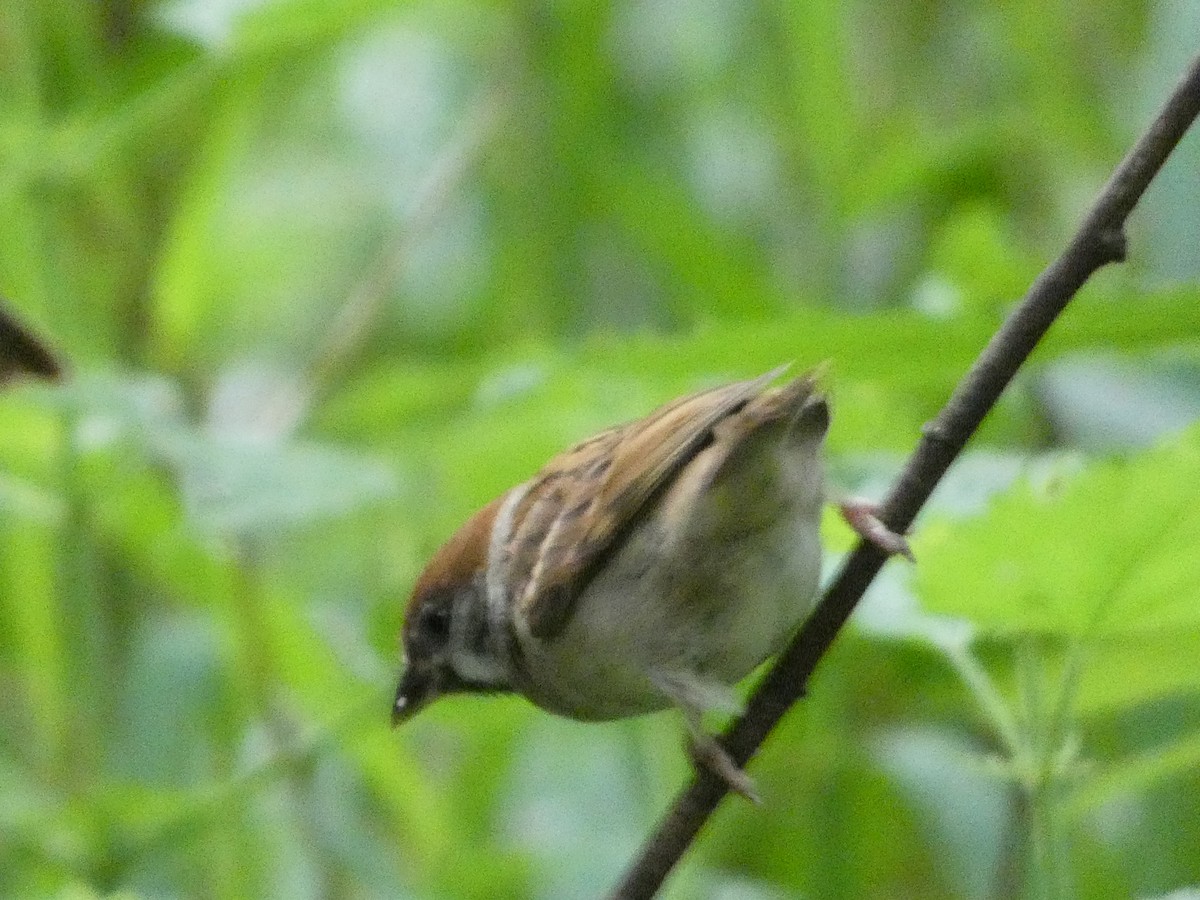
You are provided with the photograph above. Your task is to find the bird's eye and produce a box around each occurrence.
[418,605,452,647]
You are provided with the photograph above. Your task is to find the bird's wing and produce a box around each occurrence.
[510,366,791,640]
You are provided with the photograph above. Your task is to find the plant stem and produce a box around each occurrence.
[1017,639,1074,900]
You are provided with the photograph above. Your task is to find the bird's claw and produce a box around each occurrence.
[687,734,761,804]
[839,498,914,562]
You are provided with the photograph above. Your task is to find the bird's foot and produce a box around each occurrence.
[838,497,914,561]
[686,732,761,804]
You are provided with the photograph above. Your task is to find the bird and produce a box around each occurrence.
[392,365,908,799]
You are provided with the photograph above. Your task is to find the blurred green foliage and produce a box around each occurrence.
[2,0,1200,897]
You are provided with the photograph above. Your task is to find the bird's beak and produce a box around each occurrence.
[391,666,437,726]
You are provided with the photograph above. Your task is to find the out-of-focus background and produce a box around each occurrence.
[2,1,1200,897]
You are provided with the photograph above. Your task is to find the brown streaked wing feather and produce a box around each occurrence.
[516,365,790,639]
[503,425,624,615]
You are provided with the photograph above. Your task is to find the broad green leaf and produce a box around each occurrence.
[915,425,1200,637]
[163,430,398,536]
[1071,729,1200,816]
[1075,632,1200,714]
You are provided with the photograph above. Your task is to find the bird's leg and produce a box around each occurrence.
[838,497,914,561]
[651,669,760,803]
[681,707,761,804]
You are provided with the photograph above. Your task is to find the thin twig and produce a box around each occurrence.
[610,51,1200,900]
[308,88,506,395]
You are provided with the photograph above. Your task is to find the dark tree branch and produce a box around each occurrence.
[0,298,62,386]
[610,51,1200,900]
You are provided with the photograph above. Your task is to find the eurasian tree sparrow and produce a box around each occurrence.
[393,366,907,798]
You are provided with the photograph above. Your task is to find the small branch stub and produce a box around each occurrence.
[1099,227,1129,264]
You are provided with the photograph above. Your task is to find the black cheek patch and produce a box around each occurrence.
[468,617,491,655]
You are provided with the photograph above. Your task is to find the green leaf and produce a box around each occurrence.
[915,424,1200,638]
[873,727,1009,900]
[1071,728,1200,817]
[1075,632,1200,714]
[164,430,398,536]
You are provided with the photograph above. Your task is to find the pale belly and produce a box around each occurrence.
[512,507,823,721]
